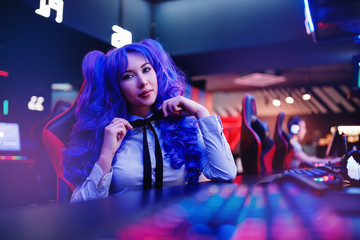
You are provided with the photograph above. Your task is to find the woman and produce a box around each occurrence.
[63,39,237,202]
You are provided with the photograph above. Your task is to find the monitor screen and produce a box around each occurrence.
[326,125,360,157]
[0,123,21,152]
[353,55,360,92]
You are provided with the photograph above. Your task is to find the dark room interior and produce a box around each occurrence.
[1,0,360,239]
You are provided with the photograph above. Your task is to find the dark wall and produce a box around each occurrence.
[19,0,152,44]
[154,0,360,76]
[154,0,306,55]
[12,0,360,78]
[0,0,112,157]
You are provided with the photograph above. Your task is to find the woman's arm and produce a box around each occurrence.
[197,115,237,181]
[160,96,237,181]
[70,118,133,202]
[293,150,341,165]
[70,163,113,202]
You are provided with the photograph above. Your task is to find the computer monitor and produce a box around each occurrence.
[0,122,22,159]
[353,55,360,94]
[305,0,360,43]
[326,125,360,157]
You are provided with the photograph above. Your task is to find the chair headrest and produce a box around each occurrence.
[276,112,285,132]
[242,93,257,125]
[43,82,85,146]
[44,105,76,147]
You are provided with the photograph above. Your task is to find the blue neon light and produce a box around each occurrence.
[304,0,315,33]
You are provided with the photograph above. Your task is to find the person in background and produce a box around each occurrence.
[287,116,340,168]
[63,39,237,202]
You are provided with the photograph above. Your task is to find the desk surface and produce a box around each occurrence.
[1,175,360,240]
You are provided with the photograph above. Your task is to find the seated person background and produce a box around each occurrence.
[287,116,340,168]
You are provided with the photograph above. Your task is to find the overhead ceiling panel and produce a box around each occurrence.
[212,85,359,117]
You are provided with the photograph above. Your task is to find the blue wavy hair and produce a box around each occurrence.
[63,39,202,185]
[62,50,110,184]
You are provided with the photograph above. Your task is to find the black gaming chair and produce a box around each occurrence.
[42,83,84,204]
[31,99,72,202]
[240,94,275,174]
[273,112,293,171]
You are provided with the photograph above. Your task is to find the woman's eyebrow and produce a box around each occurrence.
[124,62,150,73]
[141,62,150,67]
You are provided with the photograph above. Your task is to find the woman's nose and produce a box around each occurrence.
[137,74,148,88]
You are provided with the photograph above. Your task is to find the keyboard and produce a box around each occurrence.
[284,168,330,177]
[117,181,355,240]
[283,165,344,190]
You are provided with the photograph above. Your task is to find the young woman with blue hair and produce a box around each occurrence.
[63,39,237,202]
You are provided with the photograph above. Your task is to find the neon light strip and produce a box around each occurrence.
[3,100,8,116]
[304,0,315,33]
[0,70,9,77]
[0,156,28,160]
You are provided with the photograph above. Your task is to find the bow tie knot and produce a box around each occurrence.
[129,110,164,128]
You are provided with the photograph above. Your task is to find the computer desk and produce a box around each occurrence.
[1,174,360,240]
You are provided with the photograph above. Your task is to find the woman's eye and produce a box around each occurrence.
[143,67,151,73]
[122,74,133,80]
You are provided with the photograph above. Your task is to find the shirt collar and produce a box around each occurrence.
[128,112,155,122]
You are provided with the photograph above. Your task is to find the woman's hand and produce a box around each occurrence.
[101,118,133,156]
[97,118,133,174]
[160,96,210,119]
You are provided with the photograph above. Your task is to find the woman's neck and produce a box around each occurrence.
[129,107,152,118]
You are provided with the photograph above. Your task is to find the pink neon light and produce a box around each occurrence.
[0,71,9,77]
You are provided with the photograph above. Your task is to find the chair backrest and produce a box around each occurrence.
[220,116,242,153]
[240,94,275,174]
[240,94,262,174]
[42,83,84,203]
[255,120,275,173]
[273,112,294,171]
[31,100,72,156]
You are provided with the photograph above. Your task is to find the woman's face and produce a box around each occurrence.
[119,52,158,117]
[297,120,307,141]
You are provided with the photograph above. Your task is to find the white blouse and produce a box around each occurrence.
[70,115,237,202]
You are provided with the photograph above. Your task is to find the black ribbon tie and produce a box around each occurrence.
[129,110,164,190]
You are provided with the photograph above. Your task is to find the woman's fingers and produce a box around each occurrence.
[101,118,134,158]
[111,118,133,130]
[105,118,133,142]
[160,96,187,117]
[160,96,210,119]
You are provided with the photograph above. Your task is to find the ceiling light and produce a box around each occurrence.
[302,92,311,101]
[285,96,294,104]
[234,73,286,87]
[272,98,281,107]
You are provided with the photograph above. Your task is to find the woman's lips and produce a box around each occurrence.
[139,89,153,97]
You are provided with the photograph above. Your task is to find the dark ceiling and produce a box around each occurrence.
[17,0,360,92]
[1,0,359,145]
[142,0,359,92]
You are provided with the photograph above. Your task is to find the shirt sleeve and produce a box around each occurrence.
[70,162,113,203]
[197,115,237,181]
[291,139,303,153]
